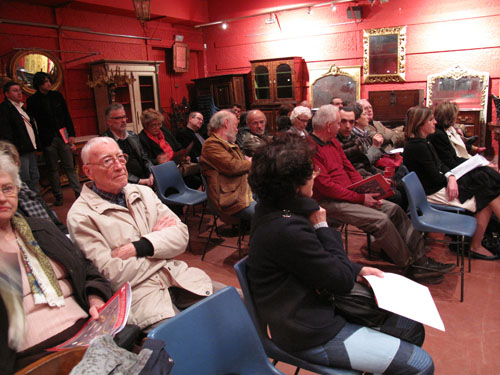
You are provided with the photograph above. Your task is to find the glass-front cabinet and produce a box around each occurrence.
[251,58,299,104]
[250,57,307,133]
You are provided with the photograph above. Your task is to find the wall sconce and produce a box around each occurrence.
[222,22,228,30]
[132,0,151,23]
[307,7,313,15]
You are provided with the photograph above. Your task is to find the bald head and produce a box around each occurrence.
[246,110,267,136]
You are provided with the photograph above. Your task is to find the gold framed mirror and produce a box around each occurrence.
[427,64,489,124]
[9,50,63,95]
[310,64,361,109]
[363,26,406,83]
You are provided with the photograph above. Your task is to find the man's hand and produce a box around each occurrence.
[139,174,154,187]
[244,155,252,162]
[308,207,327,226]
[111,243,137,260]
[446,175,459,201]
[372,133,384,148]
[88,295,105,320]
[363,193,382,209]
[357,266,384,283]
[152,216,177,231]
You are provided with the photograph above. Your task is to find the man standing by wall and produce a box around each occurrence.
[27,72,81,206]
[0,81,41,194]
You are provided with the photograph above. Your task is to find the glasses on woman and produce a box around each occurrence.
[0,184,17,197]
[87,153,129,169]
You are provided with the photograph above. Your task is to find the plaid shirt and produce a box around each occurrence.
[91,184,127,208]
[17,184,52,220]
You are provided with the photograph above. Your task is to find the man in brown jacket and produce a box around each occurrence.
[200,110,255,222]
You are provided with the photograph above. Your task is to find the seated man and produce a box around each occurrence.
[358,99,404,152]
[0,140,67,233]
[102,103,154,187]
[236,109,269,157]
[308,104,454,283]
[176,111,205,161]
[200,110,255,221]
[67,137,214,330]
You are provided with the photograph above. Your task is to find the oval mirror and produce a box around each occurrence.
[9,50,63,95]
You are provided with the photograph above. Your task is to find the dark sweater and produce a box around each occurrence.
[247,197,362,352]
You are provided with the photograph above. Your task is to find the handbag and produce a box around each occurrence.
[325,282,389,328]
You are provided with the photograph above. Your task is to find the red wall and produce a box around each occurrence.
[0,1,205,136]
[202,0,500,123]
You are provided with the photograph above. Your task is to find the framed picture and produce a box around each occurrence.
[173,42,189,73]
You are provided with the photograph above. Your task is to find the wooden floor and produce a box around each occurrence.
[52,187,500,375]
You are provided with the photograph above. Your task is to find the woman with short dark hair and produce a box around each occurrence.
[247,134,434,374]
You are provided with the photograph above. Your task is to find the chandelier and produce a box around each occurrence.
[132,0,151,23]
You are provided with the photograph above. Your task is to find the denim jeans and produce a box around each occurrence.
[19,152,40,195]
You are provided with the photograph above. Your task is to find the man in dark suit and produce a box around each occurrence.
[27,72,81,205]
[102,103,154,187]
[176,111,205,161]
[0,81,40,194]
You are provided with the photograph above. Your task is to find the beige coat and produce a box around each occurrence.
[366,120,405,151]
[67,183,213,329]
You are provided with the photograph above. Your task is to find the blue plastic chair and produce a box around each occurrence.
[147,287,285,375]
[402,172,477,302]
[234,257,361,375]
[151,161,207,248]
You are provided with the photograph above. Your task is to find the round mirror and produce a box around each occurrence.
[9,50,63,95]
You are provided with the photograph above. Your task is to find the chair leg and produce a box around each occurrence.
[198,202,207,232]
[460,235,465,302]
[202,218,217,261]
[294,367,301,375]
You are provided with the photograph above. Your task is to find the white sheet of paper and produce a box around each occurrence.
[364,273,445,331]
[387,147,403,155]
[450,154,489,180]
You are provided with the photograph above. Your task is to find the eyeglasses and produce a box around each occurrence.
[0,184,17,197]
[296,117,310,123]
[110,115,127,121]
[340,119,355,125]
[87,153,129,169]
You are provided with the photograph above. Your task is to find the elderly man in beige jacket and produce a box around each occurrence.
[67,137,213,330]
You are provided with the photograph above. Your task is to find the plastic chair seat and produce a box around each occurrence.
[147,287,285,375]
[161,189,207,206]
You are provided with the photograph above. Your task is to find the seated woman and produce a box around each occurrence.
[403,105,500,260]
[429,101,490,166]
[247,134,434,374]
[0,152,112,373]
[139,108,200,189]
[287,106,312,137]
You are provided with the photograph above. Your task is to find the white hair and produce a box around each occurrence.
[290,106,312,122]
[312,104,338,130]
[81,137,118,164]
[0,152,21,188]
[207,110,234,135]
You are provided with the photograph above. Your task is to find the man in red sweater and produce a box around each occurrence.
[308,105,454,283]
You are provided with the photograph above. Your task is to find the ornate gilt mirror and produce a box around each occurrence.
[363,26,406,83]
[427,65,489,124]
[311,65,361,109]
[9,50,63,95]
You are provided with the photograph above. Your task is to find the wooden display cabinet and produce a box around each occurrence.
[193,74,247,111]
[250,57,308,133]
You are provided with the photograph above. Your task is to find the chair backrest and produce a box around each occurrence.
[234,258,361,375]
[16,347,87,375]
[402,172,432,219]
[147,287,284,375]
[151,161,186,198]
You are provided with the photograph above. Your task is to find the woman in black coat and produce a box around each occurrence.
[403,105,500,260]
[247,134,433,374]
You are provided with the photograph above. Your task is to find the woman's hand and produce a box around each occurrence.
[308,206,327,226]
[446,175,459,201]
[88,295,105,320]
[357,266,384,283]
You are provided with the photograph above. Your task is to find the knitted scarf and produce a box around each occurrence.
[12,214,64,307]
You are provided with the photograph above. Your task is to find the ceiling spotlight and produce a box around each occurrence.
[331,4,337,11]
[307,7,313,15]
[265,13,276,24]
[221,22,228,29]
